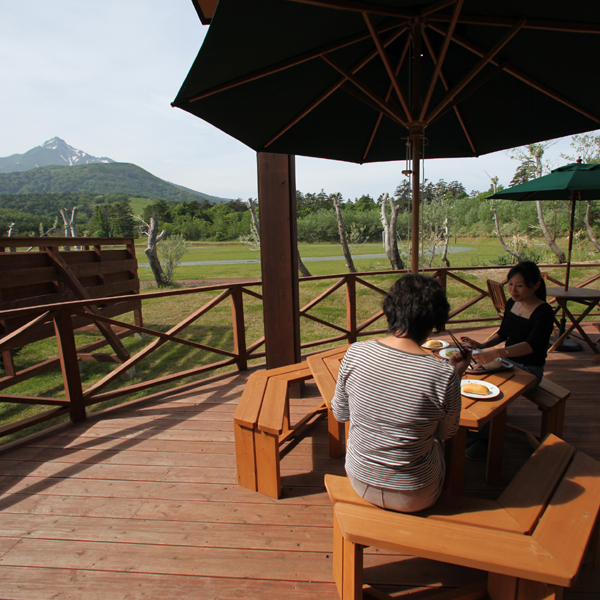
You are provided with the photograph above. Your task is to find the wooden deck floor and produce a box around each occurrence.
[1,326,599,599]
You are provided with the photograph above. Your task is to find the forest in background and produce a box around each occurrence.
[2,135,600,268]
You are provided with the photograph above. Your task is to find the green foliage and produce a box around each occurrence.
[90,202,135,237]
[158,234,189,285]
[0,163,213,203]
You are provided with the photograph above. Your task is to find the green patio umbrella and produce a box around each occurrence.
[173,0,600,273]
[487,161,600,291]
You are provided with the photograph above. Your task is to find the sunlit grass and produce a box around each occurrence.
[3,236,600,445]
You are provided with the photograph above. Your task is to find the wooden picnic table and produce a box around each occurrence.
[307,339,536,494]
[546,286,600,355]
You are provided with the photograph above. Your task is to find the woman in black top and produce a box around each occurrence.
[460,261,554,460]
[462,261,554,385]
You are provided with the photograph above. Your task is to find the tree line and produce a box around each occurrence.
[3,134,600,270]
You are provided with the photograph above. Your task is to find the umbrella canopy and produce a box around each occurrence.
[487,162,600,290]
[173,0,600,271]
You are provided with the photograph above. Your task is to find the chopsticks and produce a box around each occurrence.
[447,331,478,370]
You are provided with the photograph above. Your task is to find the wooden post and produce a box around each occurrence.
[230,285,247,371]
[346,276,357,343]
[437,268,447,291]
[257,152,301,369]
[53,309,86,423]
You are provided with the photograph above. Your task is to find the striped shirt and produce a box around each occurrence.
[332,340,461,491]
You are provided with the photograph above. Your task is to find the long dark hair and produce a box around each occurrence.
[383,275,450,344]
[507,261,546,301]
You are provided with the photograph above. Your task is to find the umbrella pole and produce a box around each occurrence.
[411,129,421,274]
[564,192,578,292]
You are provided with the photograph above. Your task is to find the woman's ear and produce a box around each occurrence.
[533,281,541,291]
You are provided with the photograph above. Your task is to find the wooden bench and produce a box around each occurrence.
[507,378,570,448]
[234,361,327,499]
[325,434,600,600]
[306,345,350,457]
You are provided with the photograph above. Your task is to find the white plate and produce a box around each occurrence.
[421,339,449,350]
[461,379,501,400]
[439,347,460,359]
[466,359,513,374]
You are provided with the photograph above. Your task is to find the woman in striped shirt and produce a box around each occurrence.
[332,275,471,512]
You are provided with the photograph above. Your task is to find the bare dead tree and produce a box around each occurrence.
[380,193,404,270]
[485,173,526,262]
[508,143,566,263]
[136,216,168,287]
[248,198,260,239]
[440,217,451,267]
[7,223,17,252]
[26,218,60,252]
[59,207,79,250]
[331,193,356,273]
[584,200,600,252]
[244,198,311,276]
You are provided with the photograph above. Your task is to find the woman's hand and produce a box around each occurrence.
[460,336,483,350]
[449,347,472,377]
[472,348,502,366]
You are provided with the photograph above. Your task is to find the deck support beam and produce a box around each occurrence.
[257,152,301,369]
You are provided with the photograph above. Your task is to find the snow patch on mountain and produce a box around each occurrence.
[39,137,114,166]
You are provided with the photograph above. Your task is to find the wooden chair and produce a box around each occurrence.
[326,434,600,600]
[487,278,507,318]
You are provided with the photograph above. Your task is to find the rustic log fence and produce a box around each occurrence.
[1,262,599,444]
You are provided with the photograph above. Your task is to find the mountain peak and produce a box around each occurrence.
[0,138,115,173]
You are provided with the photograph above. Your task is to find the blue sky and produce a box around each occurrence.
[1,0,595,201]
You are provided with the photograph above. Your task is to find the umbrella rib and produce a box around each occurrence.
[425,16,527,126]
[419,0,464,122]
[421,28,476,155]
[429,14,600,34]
[183,21,402,104]
[428,23,600,125]
[322,54,408,127]
[288,0,414,19]
[363,13,412,122]
[419,0,459,18]
[363,35,411,162]
[263,26,407,149]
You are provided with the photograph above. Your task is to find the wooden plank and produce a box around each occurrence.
[0,310,53,352]
[0,567,340,600]
[0,266,58,288]
[234,422,258,491]
[498,435,575,534]
[0,474,331,505]
[45,249,129,362]
[334,502,573,587]
[308,354,338,404]
[258,377,289,435]
[0,537,336,579]
[255,429,281,498]
[325,474,526,533]
[0,513,333,552]
[532,450,600,579]
[68,258,138,278]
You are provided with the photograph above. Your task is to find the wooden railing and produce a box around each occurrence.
[1,263,599,443]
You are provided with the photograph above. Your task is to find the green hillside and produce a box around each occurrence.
[0,162,230,204]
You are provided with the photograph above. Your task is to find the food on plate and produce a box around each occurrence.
[423,339,443,348]
[483,357,503,370]
[445,349,458,358]
[462,383,489,396]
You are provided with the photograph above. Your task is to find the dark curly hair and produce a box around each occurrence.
[383,275,450,344]
[507,261,546,301]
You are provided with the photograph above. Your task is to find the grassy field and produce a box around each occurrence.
[2,235,599,445]
[135,235,596,281]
